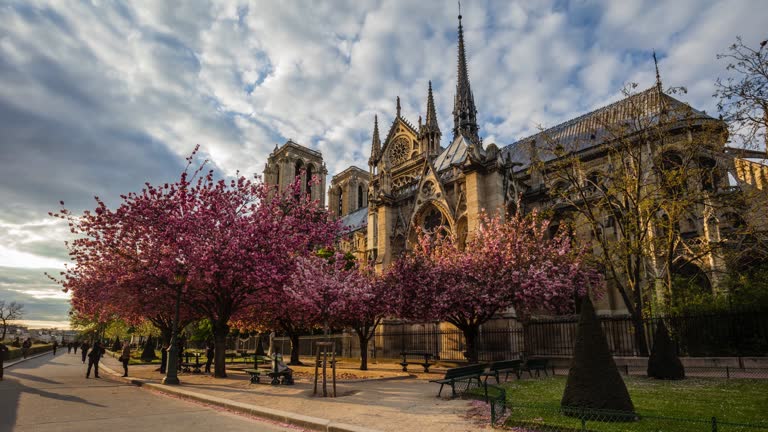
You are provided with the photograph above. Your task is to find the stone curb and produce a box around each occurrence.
[4,349,54,368]
[99,363,382,432]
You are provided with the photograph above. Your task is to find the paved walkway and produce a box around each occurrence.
[98,355,493,432]
[0,351,303,432]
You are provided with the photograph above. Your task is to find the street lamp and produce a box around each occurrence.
[163,277,184,385]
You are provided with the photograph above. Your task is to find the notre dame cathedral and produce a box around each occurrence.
[265,15,768,315]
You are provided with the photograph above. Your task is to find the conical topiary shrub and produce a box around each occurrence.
[141,336,157,362]
[255,336,266,357]
[647,320,685,380]
[561,297,635,419]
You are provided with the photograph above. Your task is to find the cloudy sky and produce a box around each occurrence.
[0,0,765,329]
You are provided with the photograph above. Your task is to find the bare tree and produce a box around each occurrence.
[0,301,24,340]
[715,37,768,152]
[532,84,730,354]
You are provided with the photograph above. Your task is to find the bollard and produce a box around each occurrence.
[711,416,718,432]
[726,366,730,379]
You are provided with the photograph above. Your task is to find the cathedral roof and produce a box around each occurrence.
[501,86,717,170]
[340,206,368,233]
[433,133,470,172]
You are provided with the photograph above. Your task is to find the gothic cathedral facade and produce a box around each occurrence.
[265,15,768,315]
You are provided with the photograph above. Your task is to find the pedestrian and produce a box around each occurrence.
[86,341,103,378]
[119,341,131,377]
[52,339,58,355]
[67,342,72,354]
[21,338,31,359]
[80,341,90,364]
[267,331,275,357]
[0,341,9,381]
[73,342,78,354]
[160,342,168,374]
[204,340,214,374]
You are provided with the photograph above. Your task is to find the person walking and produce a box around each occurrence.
[67,342,72,354]
[204,341,214,374]
[21,338,31,359]
[119,341,131,377]
[80,341,90,364]
[86,341,103,378]
[52,339,58,355]
[0,341,9,381]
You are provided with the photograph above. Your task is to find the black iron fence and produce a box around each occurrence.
[373,321,525,362]
[229,311,768,364]
[525,310,768,357]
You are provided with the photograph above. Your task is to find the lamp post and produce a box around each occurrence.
[163,281,183,385]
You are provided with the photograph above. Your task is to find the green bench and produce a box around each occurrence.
[243,354,295,385]
[243,368,269,384]
[521,358,551,377]
[429,363,487,398]
[482,359,523,383]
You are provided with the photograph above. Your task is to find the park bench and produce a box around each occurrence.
[180,352,202,374]
[521,358,551,377]
[399,351,438,372]
[243,354,294,385]
[429,363,487,398]
[482,359,523,383]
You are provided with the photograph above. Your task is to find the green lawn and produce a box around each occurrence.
[497,376,768,431]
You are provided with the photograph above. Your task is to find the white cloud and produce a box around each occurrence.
[1,0,764,323]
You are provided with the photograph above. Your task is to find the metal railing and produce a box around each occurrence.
[228,310,768,363]
[501,404,768,431]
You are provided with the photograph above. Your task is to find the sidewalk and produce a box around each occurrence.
[99,356,492,432]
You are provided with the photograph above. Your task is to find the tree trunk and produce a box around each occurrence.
[213,322,229,378]
[1,324,6,341]
[158,328,171,373]
[632,311,649,356]
[460,324,481,364]
[356,329,369,371]
[288,332,302,365]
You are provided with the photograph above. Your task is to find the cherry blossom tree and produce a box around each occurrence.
[384,211,601,363]
[284,252,389,370]
[53,148,339,378]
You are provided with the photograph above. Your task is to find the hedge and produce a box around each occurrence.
[2,344,53,361]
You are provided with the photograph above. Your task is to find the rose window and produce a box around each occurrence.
[389,137,410,165]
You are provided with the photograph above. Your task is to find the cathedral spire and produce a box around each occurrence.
[453,11,479,143]
[653,49,663,94]
[425,81,440,133]
[421,81,442,155]
[370,114,381,160]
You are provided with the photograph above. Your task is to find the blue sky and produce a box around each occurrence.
[0,0,765,329]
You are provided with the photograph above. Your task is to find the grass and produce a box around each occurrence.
[496,375,768,431]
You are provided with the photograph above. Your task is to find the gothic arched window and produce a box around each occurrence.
[357,185,363,209]
[698,157,719,192]
[275,165,280,189]
[337,187,343,216]
[306,164,314,197]
[422,207,449,236]
[294,160,304,198]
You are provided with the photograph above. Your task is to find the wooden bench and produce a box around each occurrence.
[482,359,523,383]
[429,364,487,397]
[521,358,551,377]
[399,351,437,373]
